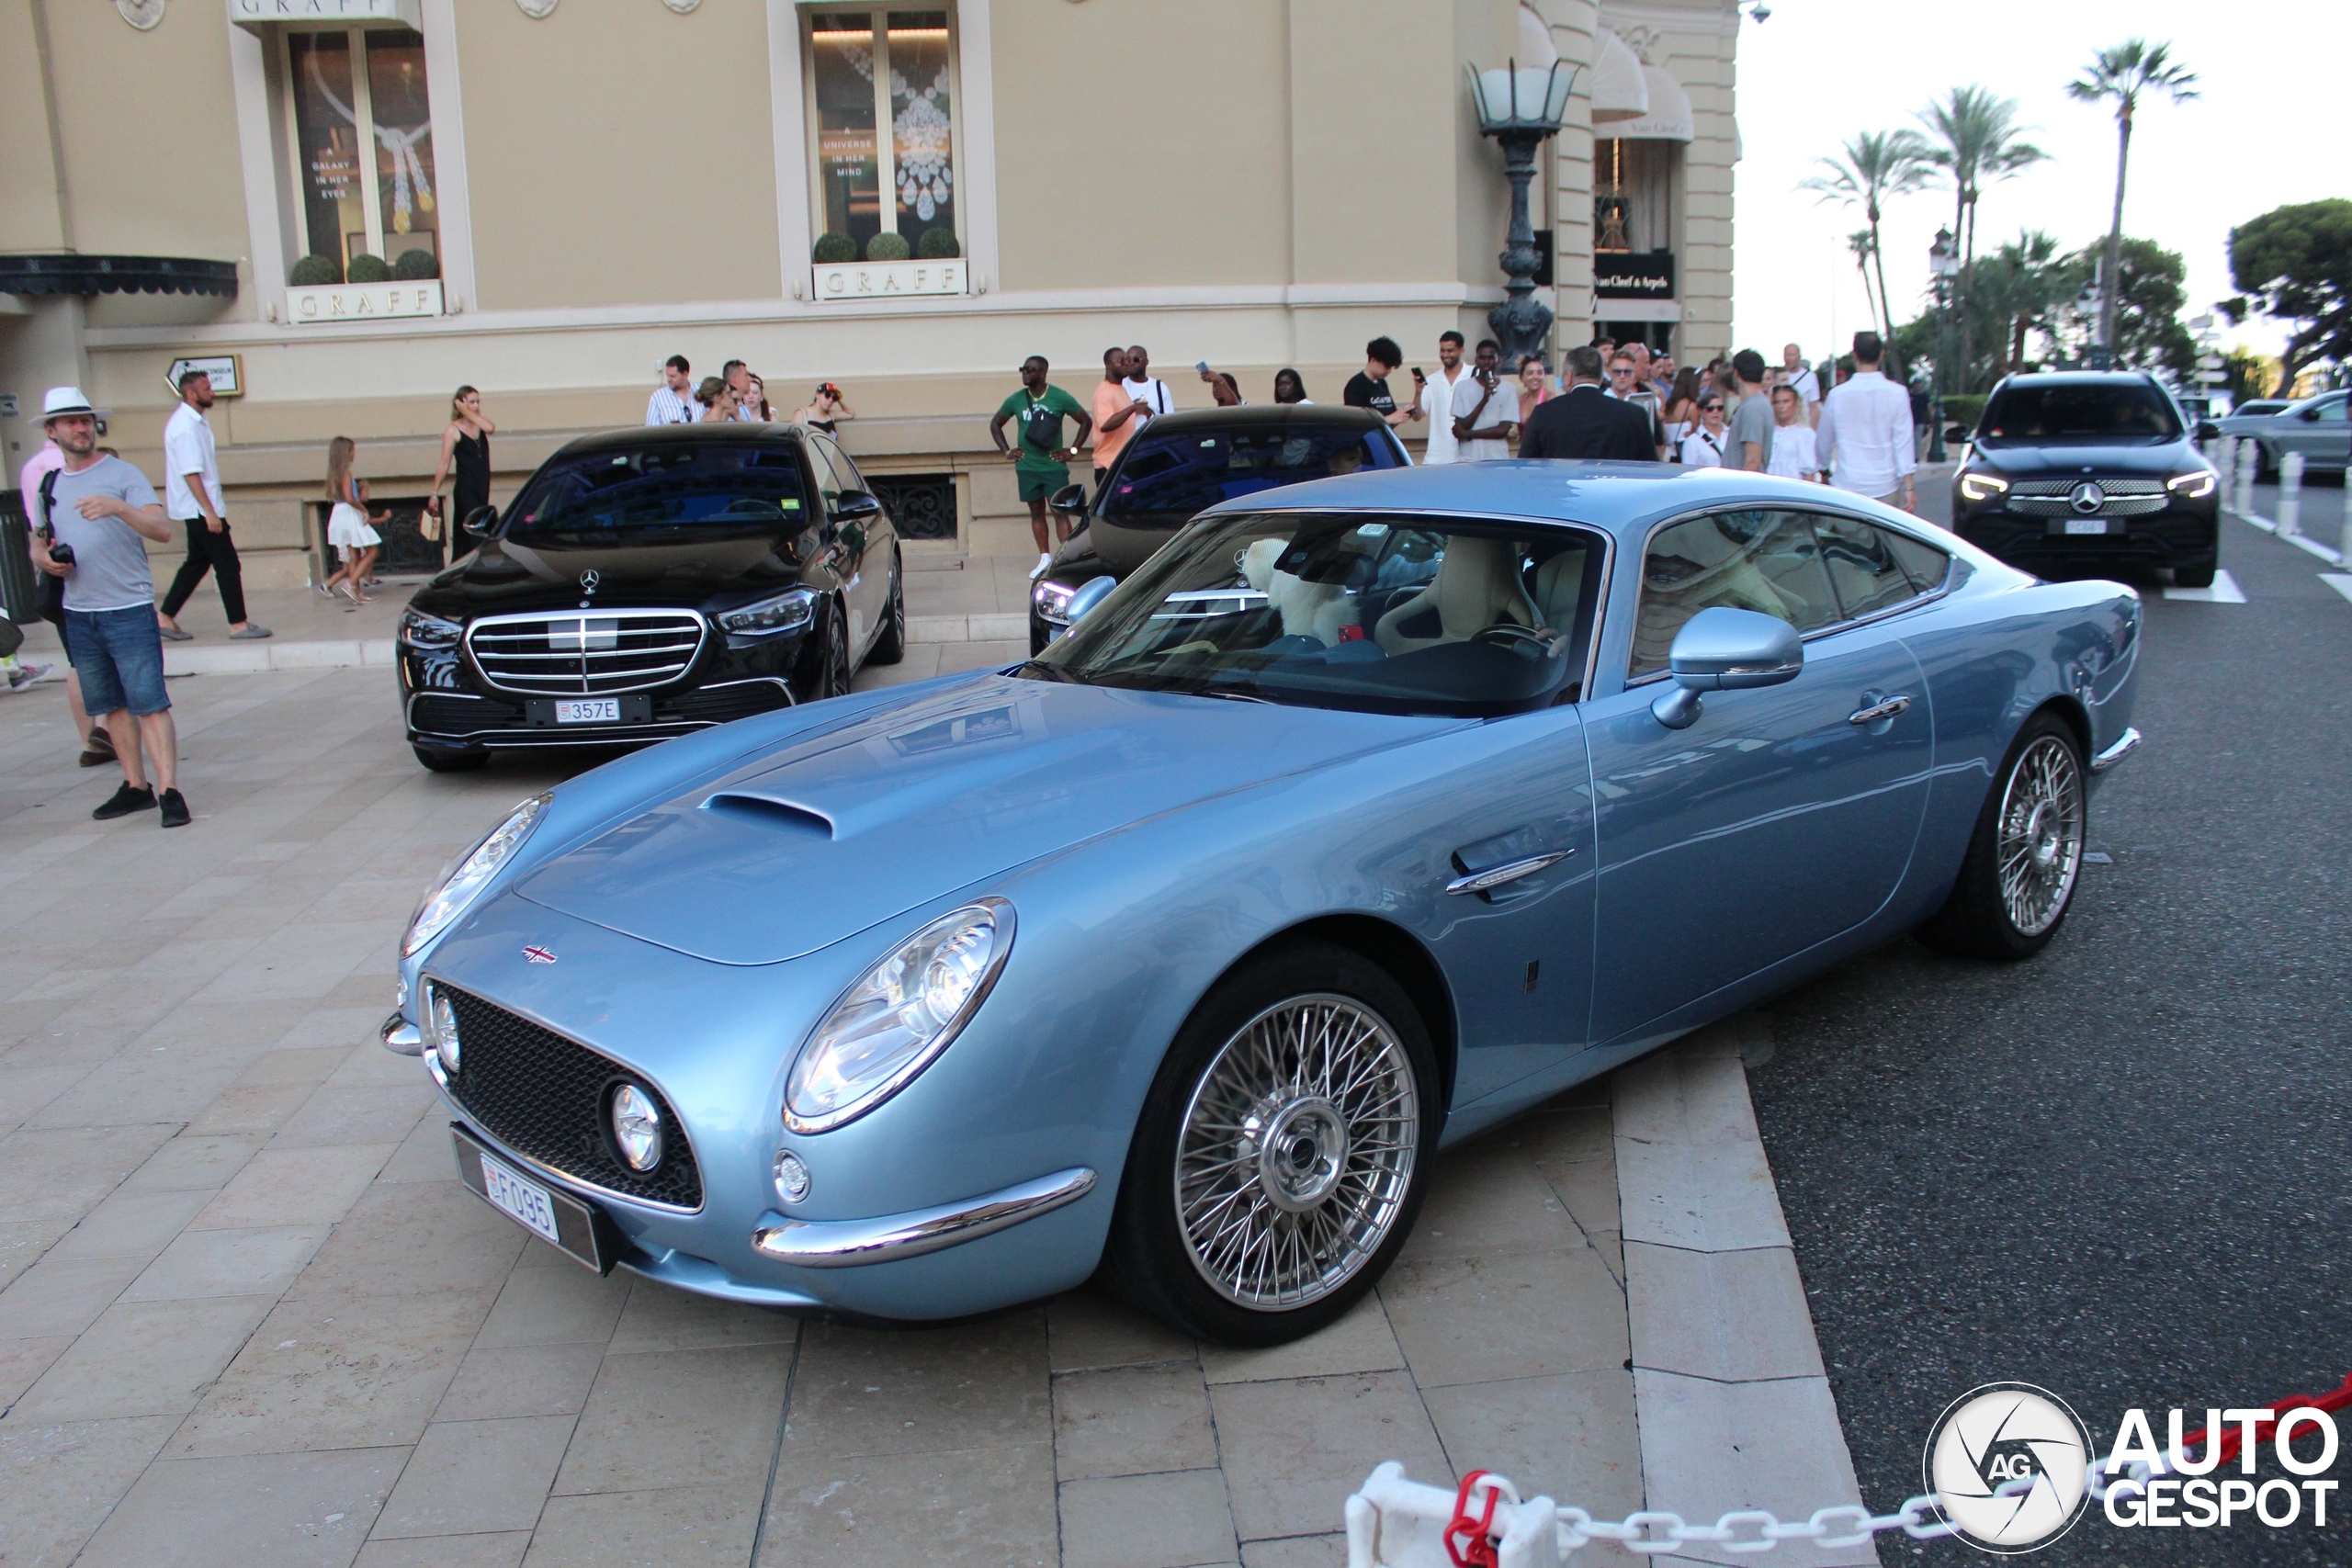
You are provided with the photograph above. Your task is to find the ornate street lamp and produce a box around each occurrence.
[1468,59,1576,367]
[1927,226,1960,464]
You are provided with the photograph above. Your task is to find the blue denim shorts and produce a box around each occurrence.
[63,606,170,717]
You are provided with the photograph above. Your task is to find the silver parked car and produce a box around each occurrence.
[2217,390,2349,478]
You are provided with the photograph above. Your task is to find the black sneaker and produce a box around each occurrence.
[94,783,157,820]
[158,788,191,829]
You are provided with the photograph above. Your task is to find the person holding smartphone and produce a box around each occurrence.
[1342,337,1421,431]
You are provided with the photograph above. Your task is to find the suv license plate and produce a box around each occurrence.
[554,697,622,725]
[483,1159,560,1242]
[2063,517,2109,536]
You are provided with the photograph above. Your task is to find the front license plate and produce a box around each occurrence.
[2062,516,2109,536]
[555,697,621,724]
[450,1124,618,1273]
[525,694,651,728]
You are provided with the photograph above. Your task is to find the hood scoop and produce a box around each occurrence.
[701,792,833,838]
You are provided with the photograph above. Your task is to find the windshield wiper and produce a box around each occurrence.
[1010,659,1082,684]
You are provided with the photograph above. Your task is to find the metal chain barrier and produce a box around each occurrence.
[1344,1369,2352,1567]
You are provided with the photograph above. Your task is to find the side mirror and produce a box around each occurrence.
[1651,606,1804,729]
[460,504,497,538]
[831,489,882,522]
[1049,483,1090,520]
[2196,420,2220,442]
[1066,575,1116,624]
[2301,406,2324,423]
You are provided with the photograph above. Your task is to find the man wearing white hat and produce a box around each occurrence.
[32,388,192,827]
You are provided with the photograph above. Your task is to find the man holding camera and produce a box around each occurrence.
[30,388,189,827]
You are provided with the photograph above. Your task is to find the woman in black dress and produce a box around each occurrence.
[428,385,495,564]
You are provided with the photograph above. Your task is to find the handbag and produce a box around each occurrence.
[35,468,64,626]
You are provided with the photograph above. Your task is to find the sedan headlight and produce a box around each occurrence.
[2166,469,2217,498]
[402,794,550,956]
[784,899,1014,1134]
[1032,579,1078,626]
[719,589,819,637]
[1958,470,2009,502]
[398,609,462,649]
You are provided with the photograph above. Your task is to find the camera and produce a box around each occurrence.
[48,542,74,566]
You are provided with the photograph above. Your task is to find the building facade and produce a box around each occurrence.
[0,0,1741,580]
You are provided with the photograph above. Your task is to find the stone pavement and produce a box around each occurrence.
[0,665,1868,1568]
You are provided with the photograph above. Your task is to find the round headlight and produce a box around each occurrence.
[403,794,551,957]
[610,1084,662,1172]
[429,988,460,1075]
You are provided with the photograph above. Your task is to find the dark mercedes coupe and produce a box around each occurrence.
[397,424,903,771]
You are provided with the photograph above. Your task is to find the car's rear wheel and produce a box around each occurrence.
[867,549,907,665]
[2253,441,2277,482]
[1917,712,2086,961]
[413,745,487,773]
[1103,942,1438,1346]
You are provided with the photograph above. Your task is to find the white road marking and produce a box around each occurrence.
[2164,570,2247,604]
[2321,574,2352,606]
[2284,532,2346,567]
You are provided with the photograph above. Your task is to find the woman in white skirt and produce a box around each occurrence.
[322,436,386,604]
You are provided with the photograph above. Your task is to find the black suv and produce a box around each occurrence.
[1951,371,2220,587]
[397,423,903,771]
[1029,404,1409,652]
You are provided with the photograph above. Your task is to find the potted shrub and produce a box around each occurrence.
[917,227,960,259]
[391,249,440,280]
[288,254,341,286]
[865,231,910,262]
[811,231,857,264]
[345,253,391,283]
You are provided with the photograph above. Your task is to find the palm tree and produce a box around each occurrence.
[1847,230,1881,333]
[2068,39,2199,361]
[1976,230,2063,375]
[1799,130,1933,352]
[1917,86,2045,388]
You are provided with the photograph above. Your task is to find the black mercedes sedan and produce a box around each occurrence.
[1950,370,2220,587]
[397,423,902,771]
[1028,403,1409,653]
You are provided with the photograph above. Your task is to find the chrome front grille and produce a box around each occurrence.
[464,610,707,695]
[2007,479,2169,518]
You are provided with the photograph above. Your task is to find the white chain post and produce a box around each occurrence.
[2234,439,2259,517]
[2214,436,2237,510]
[2277,449,2304,538]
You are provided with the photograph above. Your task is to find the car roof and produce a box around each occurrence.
[1201,459,1907,537]
[1127,404,1388,434]
[551,423,808,459]
[1987,371,2165,391]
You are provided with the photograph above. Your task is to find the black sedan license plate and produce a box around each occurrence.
[526,694,651,728]
[450,1123,618,1273]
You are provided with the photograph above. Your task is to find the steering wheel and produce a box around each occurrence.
[1472,623,1555,656]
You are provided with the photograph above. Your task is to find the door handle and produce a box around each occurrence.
[1848,693,1913,726]
[1445,852,1570,897]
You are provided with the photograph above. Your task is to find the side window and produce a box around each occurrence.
[1631,509,1842,678]
[1882,528,1951,594]
[814,434,866,492]
[803,439,845,515]
[1813,513,1921,619]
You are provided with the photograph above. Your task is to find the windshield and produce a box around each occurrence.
[1979,383,2181,444]
[1096,426,1405,527]
[504,445,810,536]
[1025,511,1603,717]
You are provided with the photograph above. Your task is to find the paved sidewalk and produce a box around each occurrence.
[0,667,1865,1568]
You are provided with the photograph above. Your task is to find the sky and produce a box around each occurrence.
[1727,0,2349,367]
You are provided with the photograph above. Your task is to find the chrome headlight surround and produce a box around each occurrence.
[784,899,1015,1134]
[402,794,551,957]
[1032,579,1078,626]
[718,588,820,637]
[425,983,461,1075]
[398,608,462,649]
[608,1083,663,1172]
[1957,470,2009,502]
[2165,468,2217,499]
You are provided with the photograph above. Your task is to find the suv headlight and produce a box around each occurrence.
[1033,579,1078,626]
[719,589,819,637]
[784,900,1013,1134]
[398,609,462,649]
[2166,469,2217,498]
[1958,470,2009,502]
[402,794,550,956]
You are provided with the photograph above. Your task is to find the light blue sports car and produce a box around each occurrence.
[385,462,2142,1345]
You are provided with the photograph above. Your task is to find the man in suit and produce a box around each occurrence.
[1519,344,1662,461]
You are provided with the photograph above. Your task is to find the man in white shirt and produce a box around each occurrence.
[1419,332,1474,465]
[1460,339,1521,460]
[155,369,269,641]
[1814,332,1918,510]
[1121,345,1175,433]
[1781,343,1823,427]
[645,355,696,424]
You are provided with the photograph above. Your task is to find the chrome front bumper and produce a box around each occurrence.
[751,1166,1097,1268]
[2091,726,2143,773]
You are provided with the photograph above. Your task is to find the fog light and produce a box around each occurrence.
[610,1084,662,1172]
[429,987,460,1075]
[774,1150,811,1203]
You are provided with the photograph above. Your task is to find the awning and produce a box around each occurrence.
[1590,28,1648,121]
[0,255,240,298]
[1618,65,1693,141]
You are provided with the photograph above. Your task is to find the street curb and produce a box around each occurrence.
[164,637,397,676]
[2230,506,2346,567]
[1614,1016,1882,1568]
[910,612,1027,645]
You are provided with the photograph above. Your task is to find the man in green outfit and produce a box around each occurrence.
[989,355,1093,581]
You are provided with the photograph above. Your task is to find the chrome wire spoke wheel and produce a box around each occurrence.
[1173,993,1419,1310]
[1995,734,2084,936]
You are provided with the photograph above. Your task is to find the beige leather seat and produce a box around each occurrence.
[1533,548,1586,634]
[1374,536,1537,655]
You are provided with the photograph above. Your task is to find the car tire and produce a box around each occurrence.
[1101,942,1441,1347]
[1917,711,2086,962]
[2253,441,2277,482]
[805,599,851,701]
[2172,561,2217,589]
[413,745,488,773]
[867,550,907,666]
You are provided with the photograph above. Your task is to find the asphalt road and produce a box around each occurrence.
[1748,504,2352,1562]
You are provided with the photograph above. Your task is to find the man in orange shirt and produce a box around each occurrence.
[1091,347,1152,489]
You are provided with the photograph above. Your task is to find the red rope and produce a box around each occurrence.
[1444,1470,1503,1568]
[2177,1371,2352,1470]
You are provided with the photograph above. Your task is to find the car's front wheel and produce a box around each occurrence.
[1917,712,2086,961]
[867,550,907,666]
[412,744,487,773]
[2173,560,2218,589]
[1103,942,1439,1346]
